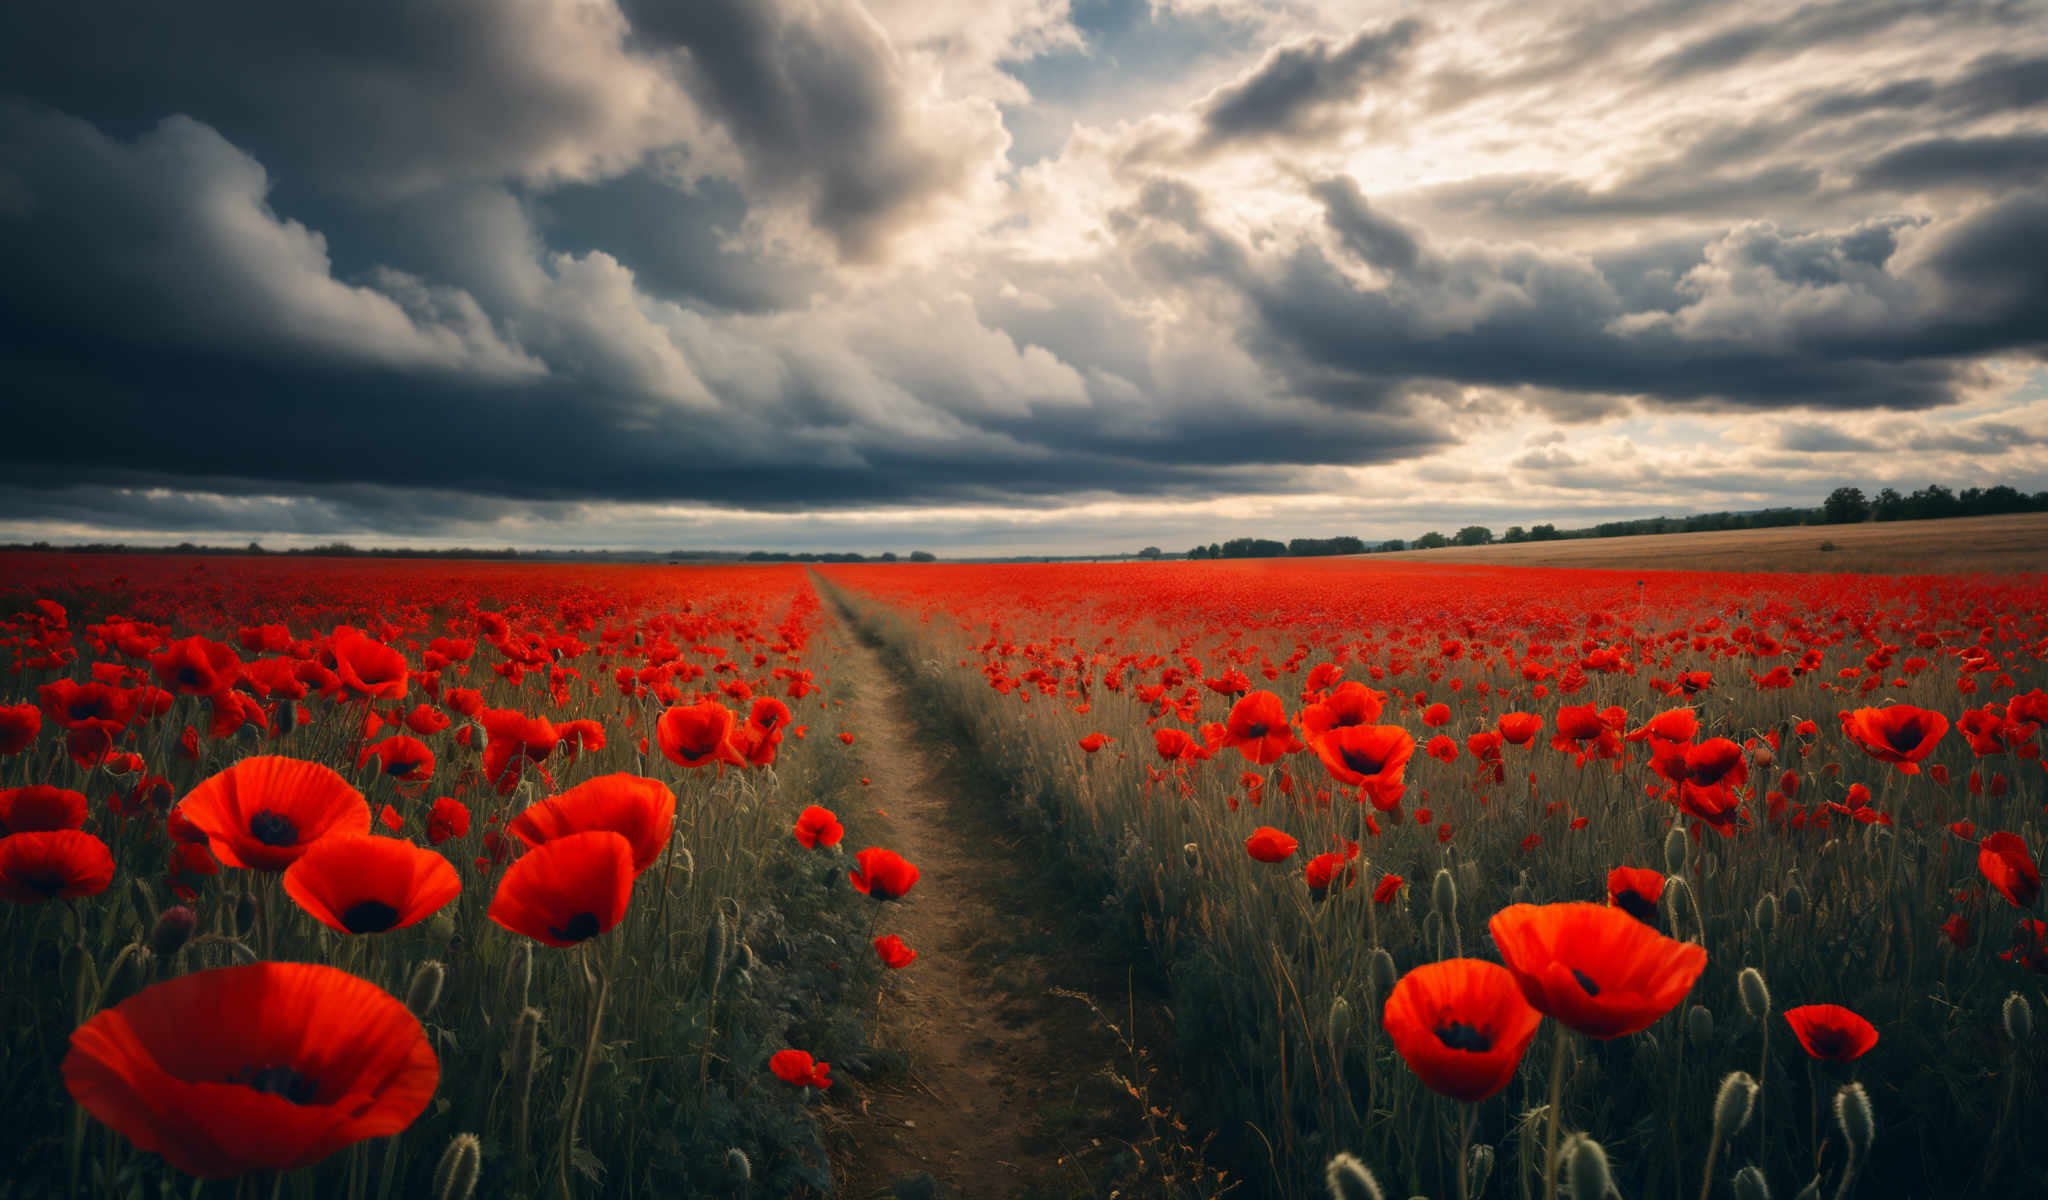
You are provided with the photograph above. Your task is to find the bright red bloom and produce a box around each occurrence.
[177,757,371,872]
[1305,840,1361,894]
[1383,959,1543,1102]
[1839,705,1947,774]
[0,703,41,754]
[151,636,242,697]
[873,934,917,968]
[1489,902,1706,1039]
[330,631,409,700]
[1221,690,1303,764]
[426,797,470,845]
[1298,682,1387,737]
[1309,724,1415,809]
[63,962,438,1177]
[1078,732,1113,753]
[1605,866,1665,924]
[38,679,137,730]
[1245,827,1299,863]
[1153,727,1202,761]
[509,774,677,875]
[1979,831,2040,908]
[794,805,844,849]
[402,705,451,736]
[1782,1004,1878,1062]
[358,735,434,784]
[1374,874,1406,904]
[0,784,88,834]
[487,830,635,947]
[1426,734,1458,763]
[769,1049,831,1089]
[1421,702,1451,727]
[849,847,920,900]
[657,700,743,769]
[0,830,115,903]
[282,835,460,935]
[1497,712,1541,746]
[1626,707,1699,747]
[479,708,557,793]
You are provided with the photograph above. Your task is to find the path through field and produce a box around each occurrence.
[823,595,1181,1199]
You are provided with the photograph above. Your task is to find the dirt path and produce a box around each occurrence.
[818,593,1184,1200]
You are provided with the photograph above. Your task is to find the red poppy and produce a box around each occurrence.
[1298,682,1387,737]
[426,797,470,845]
[38,679,137,731]
[1626,707,1699,747]
[1782,1004,1878,1062]
[1979,831,2039,908]
[63,962,438,1177]
[1497,712,1542,746]
[1309,724,1415,809]
[1245,827,1299,863]
[1221,691,1303,764]
[1839,705,1947,774]
[480,708,557,793]
[0,830,115,903]
[1305,841,1361,894]
[1489,902,1706,1039]
[1606,866,1665,924]
[0,703,41,754]
[1421,702,1451,728]
[1383,958,1543,1102]
[0,784,88,834]
[656,700,743,769]
[1374,874,1406,904]
[330,631,409,700]
[555,719,606,760]
[873,934,917,968]
[2003,919,2048,972]
[358,735,434,784]
[1426,734,1458,763]
[849,848,920,900]
[151,636,243,697]
[401,704,451,736]
[487,830,635,947]
[1651,738,1748,791]
[177,756,371,872]
[768,1049,831,1089]
[1078,732,1113,753]
[794,805,844,849]
[508,774,677,875]
[282,835,459,934]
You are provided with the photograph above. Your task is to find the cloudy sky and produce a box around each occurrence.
[2,0,2045,556]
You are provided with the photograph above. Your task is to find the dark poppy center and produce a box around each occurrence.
[1434,1021,1494,1052]
[1243,722,1268,739]
[1572,968,1601,996]
[549,911,601,942]
[68,700,105,721]
[1614,891,1658,923]
[385,759,422,778]
[1340,747,1387,776]
[25,871,67,897]
[1885,722,1923,753]
[232,1064,318,1104]
[176,666,204,688]
[1807,1028,1847,1058]
[249,809,299,846]
[341,900,401,934]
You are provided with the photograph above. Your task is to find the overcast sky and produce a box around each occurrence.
[2,0,2045,555]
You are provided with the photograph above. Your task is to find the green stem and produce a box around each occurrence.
[557,950,610,1200]
[1542,1026,1570,1200]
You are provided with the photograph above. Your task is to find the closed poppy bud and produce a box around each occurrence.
[1329,996,1352,1046]
[1563,1133,1615,1200]
[2003,992,2032,1043]
[1835,1082,1874,1154]
[1754,893,1777,938]
[1738,968,1771,1021]
[1323,1153,1385,1200]
[1431,868,1458,915]
[1714,1071,1758,1135]
[1664,827,1689,875]
[149,905,197,959]
[1368,948,1397,997]
[407,960,445,1020]
[1782,881,1806,917]
[1466,1144,1495,1200]
[433,1133,481,1200]
[1732,1165,1771,1200]
[1183,842,1200,870]
[724,1148,752,1184]
[1687,1004,1714,1047]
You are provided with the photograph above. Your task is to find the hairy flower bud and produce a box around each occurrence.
[1664,827,1689,875]
[1834,1082,1874,1154]
[1714,1071,1759,1135]
[1324,1153,1385,1200]
[149,905,198,959]
[1738,967,1771,1022]
[433,1133,481,1200]
[1563,1133,1616,1200]
[2003,992,2032,1043]
[1687,1004,1714,1048]
[407,959,445,1020]
[1732,1164,1772,1200]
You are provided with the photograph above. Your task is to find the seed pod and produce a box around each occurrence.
[433,1132,481,1200]
[724,1147,752,1184]
[1834,1082,1874,1154]
[1467,1143,1496,1199]
[1563,1133,1616,1200]
[1732,1164,1772,1200]
[149,905,198,959]
[1664,827,1689,875]
[2003,992,2032,1043]
[1687,1004,1715,1047]
[1714,1071,1759,1135]
[1323,1153,1385,1200]
[1782,881,1807,918]
[428,911,457,944]
[1183,842,1200,870]
[407,960,446,1020]
[1368,948,1398,998]
[1753,893,1777,938]
[1432,868,1458,915]
[1738,967,1771,1022]
[1329,996,1353,1047]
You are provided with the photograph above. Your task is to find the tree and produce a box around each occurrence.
[1871,487,1904,520]
[1414,531,1450,549]
[1455,525,1493,546]
[1502,526,1527,543]
[909,551,936,562]
[1138,546,1163,559]
[1186,545,1209,559]
[1528,524,1560,541]
[1822,487,1869,524]
[1376,539,1406,553]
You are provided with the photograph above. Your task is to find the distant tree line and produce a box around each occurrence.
[1171,481,2046,559]
[2,540,941,563]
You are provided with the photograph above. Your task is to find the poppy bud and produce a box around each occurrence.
[428,910,458,944]
[108,944,153,1006]
[1835,1082,1873,1153]
[433,1133,481,1200]
[1732,1165,1772,1200]
[1792,1177,1822,1200]
[724,1147,752,1184]
[1738,967,1771,1022]
[1458,859,1480,899]
[1664,827,1689,875]
[1686,1004,1714,1048]
[1714,1071,1758,1135]
[1329,996,1352,1047]
[1466,1144,1495,1199]
[235,890,259,935]
[407,959,445,1020]
[1753,893,1777,938]
[1665,875,1696,925]
[1183,842,1200,870]
[1421,910,1442,952]
[2002,992,2032,1043]
[1563,1133,1616,1200]
[1782,880,1806,918]
[149,905,198,959]
[1368,948,1397,998]
[1752,744,1774,768]
[1431,868,1458,915]
[1323,1153,1385,1200]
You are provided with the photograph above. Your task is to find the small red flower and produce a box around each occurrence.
[0,785,89,834]
[873,935,917,968]
[487,830,635,947]
[1979,831,2040,908]
[769,1049,832,1089]
[1374,874,1406,904]
[427,798,470,845]
[282,835,460,935]
[849,848,919,900]
[0,830,115,903]
[794,805,844,849]
[1079,732,1113,753]
[1383,958,1543,1101]
[656,700,743,769]
[508,774,677,875]
[1245,827,1299,863]
[1839,705,1947,774]
[177,756,371,872]
[1782,1004,1878,1062]
[1605,866,1665,924]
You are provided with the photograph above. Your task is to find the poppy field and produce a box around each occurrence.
[818,558,2048,1199]
[2,550,2045,1199]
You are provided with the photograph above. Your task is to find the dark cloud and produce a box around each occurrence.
[1312,176,1423,273]
[1648,1,1968,82]
[1197,19,1421,146]
[1777,423,1884,452]
[1857,133,2048,190]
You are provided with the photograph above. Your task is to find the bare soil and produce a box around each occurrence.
[817,601,1193,1200]
[1374,512,2048,574]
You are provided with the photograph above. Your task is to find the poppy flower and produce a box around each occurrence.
[1626,707,1699,747]
[39,679,137,731]
[401,704,451,736]
[487,830,635,948]
[874,934,917,968]
[849,848,919,900]
[282,835,459,935]
[1782,1004,1878,1062]
[768,1049,832,1089]
[151,636,242,697]
[1979,831,2039,908]
[1078,733,1113,753]
[1489,902,1706,1039]
[63,962,438,1178]
[1305,841,1361,895]
[1383,958,1543,1102]
[1221,691,1303,764]
[1245,827,1299,863]
[479,708,558,792]
[0,703,41,754]
[2002,919,2048,973]
[1309,724,1415,809]
[1652,738,1748,791]
[1497,712,1542,746]
[0,784,88,834]
[1374,874,1406,904]
[359,735,434,784]
[426,797,470,845]
[1421,702,1451,727]
[330,631,409,700]
[656,700,743,769]
[794,805,844,849]
[508,774,677,875]
[1298,682,1388,737]
[1606,867,1666,924]
[1839,705,1947,774]
[177,756,371,872]
[0,830,115,903]
[1426,734,1458,763]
